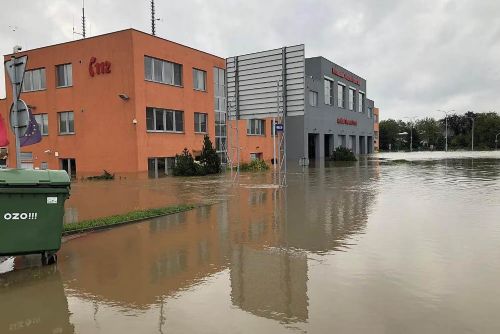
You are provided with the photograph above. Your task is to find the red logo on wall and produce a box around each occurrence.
[337,118,358,126]
[89,57,111,77]
[332,68,360,85]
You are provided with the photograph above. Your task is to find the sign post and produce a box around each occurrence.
[4,52,28,169]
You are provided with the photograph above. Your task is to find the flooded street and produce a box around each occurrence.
[1,152,500,333]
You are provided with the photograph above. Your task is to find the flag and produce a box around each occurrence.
[20,108,42,147]
[0,114,9,147]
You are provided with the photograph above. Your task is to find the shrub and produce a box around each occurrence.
[200,134,221,174]
[87,170,115,180]
[173,148,206,176]
[240,159,270,172]
[332,147,357,161]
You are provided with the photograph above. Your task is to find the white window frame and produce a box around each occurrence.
[337,83,345,108]
[309,90,318,107]
[247,119,265,136]
[194,112,208,133]
[324,79,333,105]
[358,91,365,113]
[144,56,183,86]
[146,107,184,133]
[193,68,207,91]
[348,88,356,111]
[22,68,46,92]
[58,111,74,135]
[56,64,72,88]
[34,113,49,136]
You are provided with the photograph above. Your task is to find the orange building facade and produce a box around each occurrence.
[373,107,380,151]
[0,29,275,177]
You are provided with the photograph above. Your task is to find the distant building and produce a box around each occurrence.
[373,107,380,151]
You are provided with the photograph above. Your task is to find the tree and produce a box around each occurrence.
[379,119,402,151]
[173,148,205,176]
[415,118,442,149]
[200,135,221,174]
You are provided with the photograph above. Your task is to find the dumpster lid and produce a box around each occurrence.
[0,169,71,186]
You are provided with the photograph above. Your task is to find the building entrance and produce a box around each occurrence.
[60,158,77,179]
[324,134,333,158]
[308,133,319,159]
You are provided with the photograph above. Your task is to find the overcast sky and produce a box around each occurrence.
[1,0,499,120]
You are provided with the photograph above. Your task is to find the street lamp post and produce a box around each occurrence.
[466,111,475,151]
[437,109,454,152]
[403,116,417,152]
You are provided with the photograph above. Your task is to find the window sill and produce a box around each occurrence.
[59,133,75,136]
[193,88,207,93]
[145,79,183,88]
[56,85,73,89]
[147,130,185,134]
[22,89,47,93]
[247,134,266,137]
[195,131,208,134]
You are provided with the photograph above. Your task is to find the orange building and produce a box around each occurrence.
[373,107,380,151]
[0,29,274,177]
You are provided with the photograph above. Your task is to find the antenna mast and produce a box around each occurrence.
[151,0,156,36]
[82,0,86,38]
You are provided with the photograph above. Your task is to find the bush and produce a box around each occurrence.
[200,134,221,174]
[332,147,357,161]
[173,148,206,176]
[240,159,270,172]
[87,170,115,180]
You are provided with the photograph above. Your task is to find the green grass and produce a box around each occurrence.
[63,204,195,235]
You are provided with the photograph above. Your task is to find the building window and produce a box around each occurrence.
[324,79,333,105]
[34,114,49,136]
[148,157,175,178]
[247,119,265,136]
[214,67,227,163]
[58,112,74,134]
[358,92,365,113]
[22,68,46,92]
[348,88,355,111]
[193,69,207,91]
[60,158,77,179]
[337,84,345,108]
[146,107,184,132]
[309,90,318,107]
[368,107,373,118]
[144,56,182,86]
[194,112,208,133]
[56,64,72,88]
[375,114,379,123]
[20,152,34,169]
[250,152,263,161]
[40,162,48,170]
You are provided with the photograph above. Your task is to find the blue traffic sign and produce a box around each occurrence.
[275,123,284,132]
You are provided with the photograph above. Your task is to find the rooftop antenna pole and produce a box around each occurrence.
[82,0,86,38]
[151,0,156,36]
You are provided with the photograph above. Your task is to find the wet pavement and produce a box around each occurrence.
[1,152,500,333]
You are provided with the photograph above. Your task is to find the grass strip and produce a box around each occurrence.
[62,204,196,235]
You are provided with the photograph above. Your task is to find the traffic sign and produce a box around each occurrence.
[275,123,284,132]
[9,99,29,137]
[5,55,28,101]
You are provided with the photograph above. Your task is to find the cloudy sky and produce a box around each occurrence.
[1,0,499,120]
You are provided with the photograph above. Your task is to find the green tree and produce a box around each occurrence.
[173,148,205,176]
[379,119,403,151]
[200,134,221,174]
[415,117,442,149]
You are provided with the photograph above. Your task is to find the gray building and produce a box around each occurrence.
[227,47,376,166]
[287,57,375,163]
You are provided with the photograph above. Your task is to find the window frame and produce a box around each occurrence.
[194,112,208,133]
[58,111,75,135]
[358,91,365,113]
[56,63,72,88]
[324,79,333,105]
[144,55,183,87]
[22,68,46,92]
[309,90,318,107]
[192,68,207,92]
[34,113,49,136]
[146,107,185,133]
[348,88,356,111]
[337,83,345,108]
[247,119,266,136]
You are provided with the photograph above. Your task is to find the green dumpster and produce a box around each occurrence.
[0,169,70,264]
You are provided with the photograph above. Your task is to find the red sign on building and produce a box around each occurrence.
[89,57,111,77]
[337,118,358,126]
[332,68,360,85]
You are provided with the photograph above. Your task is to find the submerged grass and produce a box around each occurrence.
[63,204,195,235]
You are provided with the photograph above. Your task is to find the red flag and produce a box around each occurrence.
[0,114,9,147]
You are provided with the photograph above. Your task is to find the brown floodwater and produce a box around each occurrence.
[1,152,500,333]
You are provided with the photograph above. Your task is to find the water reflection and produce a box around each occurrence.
[0,266,74,334]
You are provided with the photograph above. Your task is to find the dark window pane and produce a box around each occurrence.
[165,111,174,131]
[174,63,182,86]
[59,113,67,133]
[175,111,184,132]
[201,114,207,132]
[156,109,165,131]
[194,113,200,132]
[153,59,163,82]
[146,107,155,130]
[144,57,153,80]
[68,112,74,133]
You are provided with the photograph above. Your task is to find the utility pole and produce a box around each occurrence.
[437,109,454,152]
[404,116,417,152]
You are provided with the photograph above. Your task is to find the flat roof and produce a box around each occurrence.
[3,28,224,60]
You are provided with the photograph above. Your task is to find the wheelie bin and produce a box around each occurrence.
[0,169,71,265]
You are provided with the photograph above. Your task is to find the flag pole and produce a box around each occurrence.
[11,52,22,169]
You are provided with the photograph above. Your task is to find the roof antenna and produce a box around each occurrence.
[82,0,86,38]
[73,1,86,39]
[151,0,162,36]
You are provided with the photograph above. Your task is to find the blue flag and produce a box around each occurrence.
[20,108,42,147]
